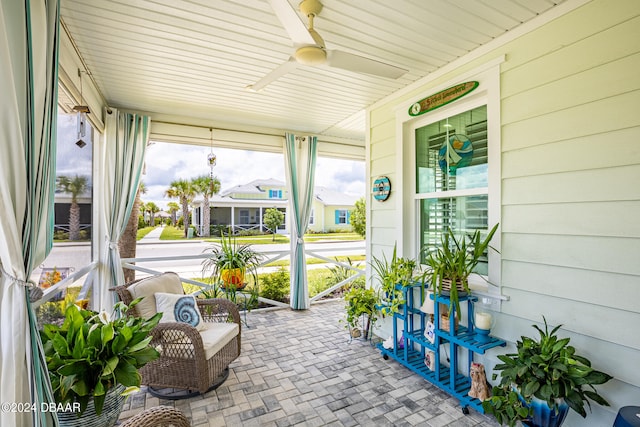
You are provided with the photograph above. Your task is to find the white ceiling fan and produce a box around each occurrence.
[247,0,408,91]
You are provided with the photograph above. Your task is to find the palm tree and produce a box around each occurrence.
[119,181,146,283]
[165,179,196,238]
[146,201,160,227]
[140,201,149,225]
[167,202,180,227]
[192,175,221,237]
[56,175,89,241]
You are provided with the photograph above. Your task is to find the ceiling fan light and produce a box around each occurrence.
[295,46,326,65]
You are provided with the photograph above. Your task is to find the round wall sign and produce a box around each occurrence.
[373,176,391,202]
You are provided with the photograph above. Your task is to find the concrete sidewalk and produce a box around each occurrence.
[138,226,164,242]
[137,226,201,244]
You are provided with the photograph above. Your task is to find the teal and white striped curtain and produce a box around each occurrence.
[284,133,317,310]
[95,109,149,311]
[0,0,60,425]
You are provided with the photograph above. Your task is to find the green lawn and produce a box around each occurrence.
[136,226,156,240]
[304,232,363,242]
[158,226,364,244]
[159,225,190,240]
[265,255,365,267]
[204,234,290,244]
[203,232,362,245]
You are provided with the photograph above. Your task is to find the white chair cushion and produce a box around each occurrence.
[157,322,239,360]
[155,292,207,332]
[127,272,184,319]
[200,322,239,360]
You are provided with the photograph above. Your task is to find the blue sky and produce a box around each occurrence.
[56,113,365,210]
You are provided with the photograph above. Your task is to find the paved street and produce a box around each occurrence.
[33,231,365,284]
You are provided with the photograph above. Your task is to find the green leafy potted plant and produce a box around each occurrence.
[41,299,161,426]
[423,224,499,316]
[343,285,379,339]
[202,229,264,290]
[370,244,420,316]
[482,317,612,427]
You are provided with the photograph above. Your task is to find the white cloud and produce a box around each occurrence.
[143,142,365,210]
[56,113,92,180]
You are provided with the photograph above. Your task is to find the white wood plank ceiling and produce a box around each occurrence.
[59,0,566,142]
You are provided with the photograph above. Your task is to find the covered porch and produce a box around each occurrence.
[2,0,639,426]
[192,201,288,236]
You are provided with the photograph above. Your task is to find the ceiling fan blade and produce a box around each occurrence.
[268,0,316,46]
[247,57,299,92]
[326,50,408,79]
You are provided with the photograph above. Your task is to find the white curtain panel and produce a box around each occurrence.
[95,109,149,311]
[0,0,60,425]
[284,133,317,310]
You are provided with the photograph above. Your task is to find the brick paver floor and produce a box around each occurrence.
[119,300,499,426]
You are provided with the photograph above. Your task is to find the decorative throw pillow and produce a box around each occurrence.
[155,293,207,331]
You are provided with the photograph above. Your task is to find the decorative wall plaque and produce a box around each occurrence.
[409,81,479,117]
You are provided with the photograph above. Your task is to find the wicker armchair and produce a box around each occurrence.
[115,272,241,398]
[120,406,190,427]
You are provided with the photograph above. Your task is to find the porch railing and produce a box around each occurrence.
[195,224,277,236]
[32,261,98,308]
[120,246,365,311]
[32,245,364,314]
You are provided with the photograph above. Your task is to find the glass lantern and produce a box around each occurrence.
[473,297,496,343]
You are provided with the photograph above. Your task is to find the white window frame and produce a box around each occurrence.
[269,189,283,199]
[309,208,315,225]
[239,209,250,225]
[337,209,348,224]
[395,60,503,296]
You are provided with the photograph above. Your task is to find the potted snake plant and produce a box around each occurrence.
[423,223,499,316]
[202,229,263,290]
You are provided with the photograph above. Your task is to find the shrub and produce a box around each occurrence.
[320,257,365,296]
[53,230,68,240]
[210,225,226,237]
[260,268,289,302]
[237,229,267,236]
[350,197,366,237]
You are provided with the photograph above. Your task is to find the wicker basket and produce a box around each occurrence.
[440,278,467,296]
[57,385,126,427]
[440,312,459,333]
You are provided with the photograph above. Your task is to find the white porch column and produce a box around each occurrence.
[259,207,263,232]
[231,206,235,233]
